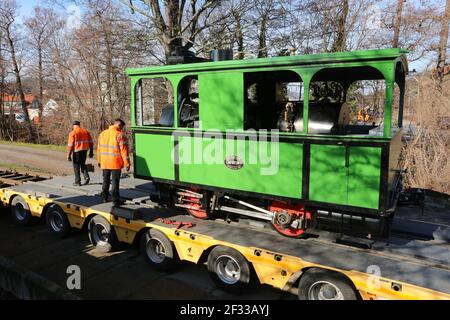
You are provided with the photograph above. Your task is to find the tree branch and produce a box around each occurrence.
[117,0,152,18]
[180,0,216,35]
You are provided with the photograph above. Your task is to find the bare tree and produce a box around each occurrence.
[0,0,35,141]
[25,7,60,120]
[120,0,220,62]
[255,0,274,58]
[331,0,348,52]
[0,26,8,139]
[436,0,450,90]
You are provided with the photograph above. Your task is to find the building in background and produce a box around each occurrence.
[1,94,59,123]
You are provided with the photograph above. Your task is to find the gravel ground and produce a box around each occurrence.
[0,144,97,176]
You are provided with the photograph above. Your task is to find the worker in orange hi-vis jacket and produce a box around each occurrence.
[67,120,94,186]
[97,118,130,207]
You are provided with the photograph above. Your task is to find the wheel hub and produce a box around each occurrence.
[215,255,241,285]
[309,281,344,300]
[275,211,292,227]
[92,224,109,245]
[146,238,166,263]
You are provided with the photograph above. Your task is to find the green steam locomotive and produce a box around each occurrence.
[126,48,407,238]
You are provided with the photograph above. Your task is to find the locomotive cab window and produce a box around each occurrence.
[307,66,387,136]
[178,75,199,128]
[135,77,174,127]
[244,70,303,131]
[346,79,386,135]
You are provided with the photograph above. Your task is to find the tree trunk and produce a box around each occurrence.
[393,0,404,48]
[6,26,35,142]
[235,16,245,60]
[437,0,450,90]
[332,0,349,52]
[37,41,44,143]
[0,39,5,140]
[38,43,44,118]
[258,15,268,58]
[105,35,114,121]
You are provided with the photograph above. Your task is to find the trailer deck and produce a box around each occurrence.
[1,174,449,300]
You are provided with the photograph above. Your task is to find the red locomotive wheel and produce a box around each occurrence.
[184,195,209,219]
[270,201,311,238]
[187,206,209,219]
[272,222,306,238]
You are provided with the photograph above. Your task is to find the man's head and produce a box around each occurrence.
[72,120,80,129]
[114,118,125,130]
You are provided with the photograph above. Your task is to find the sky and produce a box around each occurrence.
[17,0,44,19]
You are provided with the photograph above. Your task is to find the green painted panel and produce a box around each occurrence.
[199,72,243,130]
[348,146,381,209]
[309,144,347,205]
[135,133,175,180]
[178,137,302,198]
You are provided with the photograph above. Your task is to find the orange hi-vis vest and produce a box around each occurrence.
[67,126,93,155]
[97,125,130,170]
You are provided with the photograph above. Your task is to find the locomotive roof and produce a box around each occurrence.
[126,48,408,76]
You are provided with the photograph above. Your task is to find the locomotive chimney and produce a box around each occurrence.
[167,46,210,65]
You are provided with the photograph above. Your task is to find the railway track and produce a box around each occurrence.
[0,170,47,188]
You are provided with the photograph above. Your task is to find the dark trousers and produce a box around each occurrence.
[73,151,89,184]
[102,169,121,203]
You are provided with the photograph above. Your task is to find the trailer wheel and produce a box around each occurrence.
[298,268,358,300]
[46,204,70,238]
[140,229,180,271]
[88,215,117,253]
[207,246,251,293]
[10,196,31,225]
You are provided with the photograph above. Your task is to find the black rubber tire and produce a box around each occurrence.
[10,196,32,226]
[140,229,180,272]
[298,268,358,300]
[45,204,71,238]
[207,246,251,293]
[88,215,117,253]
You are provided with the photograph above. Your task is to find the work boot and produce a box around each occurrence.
[100,192,110,203]
[113,200,125,207]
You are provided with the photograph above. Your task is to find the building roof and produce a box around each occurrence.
[2,94,35,103]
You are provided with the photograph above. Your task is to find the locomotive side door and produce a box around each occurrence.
[347,146,381,209]
[133,77,176,181]
[309,143,348,206]
[309,143,382,210]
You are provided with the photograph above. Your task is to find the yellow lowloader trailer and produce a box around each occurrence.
[1,174,449,300]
